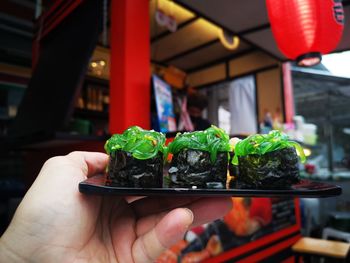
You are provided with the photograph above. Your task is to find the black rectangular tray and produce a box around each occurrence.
[79,174,342,198]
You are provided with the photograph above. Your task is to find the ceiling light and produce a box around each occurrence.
[218,29,239,50]
[89,59,107,76]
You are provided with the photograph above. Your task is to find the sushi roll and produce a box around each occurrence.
[104,126,166,188]
[166,125,230,188]
[232,130,306,189]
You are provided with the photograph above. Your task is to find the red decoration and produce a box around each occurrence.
[266,0,344,66]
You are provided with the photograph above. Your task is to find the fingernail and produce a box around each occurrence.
[183,208,194,227]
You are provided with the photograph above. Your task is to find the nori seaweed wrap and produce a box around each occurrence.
[232,130,306,189]
[166,125,230,188]
[104,126,166,187]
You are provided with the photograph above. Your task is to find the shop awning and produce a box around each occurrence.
[150,0,350,72]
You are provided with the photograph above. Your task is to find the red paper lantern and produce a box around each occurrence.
[266,0,344,66]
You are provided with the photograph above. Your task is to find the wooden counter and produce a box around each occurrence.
[292,237,350,259]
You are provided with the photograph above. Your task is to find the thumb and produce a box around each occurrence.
[132,208,193,263]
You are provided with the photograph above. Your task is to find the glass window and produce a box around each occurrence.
[292,69,350,174]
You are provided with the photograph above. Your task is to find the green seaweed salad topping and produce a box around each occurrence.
[232,130,306,165]
[104,126,166,160]
[167,125,230,163]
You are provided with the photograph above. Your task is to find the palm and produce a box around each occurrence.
[71,197,137,263]
[1,152,231,263]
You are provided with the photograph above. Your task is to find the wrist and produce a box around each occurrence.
[0,217,34,263]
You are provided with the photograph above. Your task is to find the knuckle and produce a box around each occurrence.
[67,151,82,158]
[43,156,65,167]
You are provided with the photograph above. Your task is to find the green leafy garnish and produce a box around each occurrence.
[104,126,166,160]
[232,130,306,165]
[167,125,230,163]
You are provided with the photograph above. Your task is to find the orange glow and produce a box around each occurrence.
[218,29,240,50]
[154,0,194,21]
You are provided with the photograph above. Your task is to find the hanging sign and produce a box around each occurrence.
[155,9,177,32]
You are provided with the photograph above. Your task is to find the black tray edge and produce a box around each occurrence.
[79,175,342,198]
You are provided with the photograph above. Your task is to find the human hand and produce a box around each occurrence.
[0,151,231,263]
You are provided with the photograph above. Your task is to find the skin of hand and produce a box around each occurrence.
[0,151,232,263]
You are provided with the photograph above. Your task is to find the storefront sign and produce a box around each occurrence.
[152,75,177,133]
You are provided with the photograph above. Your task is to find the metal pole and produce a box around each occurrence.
[35,0,42,19]
[326,90,334,172]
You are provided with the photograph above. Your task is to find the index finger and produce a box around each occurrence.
[135,197,232,237]
[131,196,200,217]
[131,196,232,220]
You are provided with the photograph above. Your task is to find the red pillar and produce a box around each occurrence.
[110,0,150,134]
[282,63,295,123]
